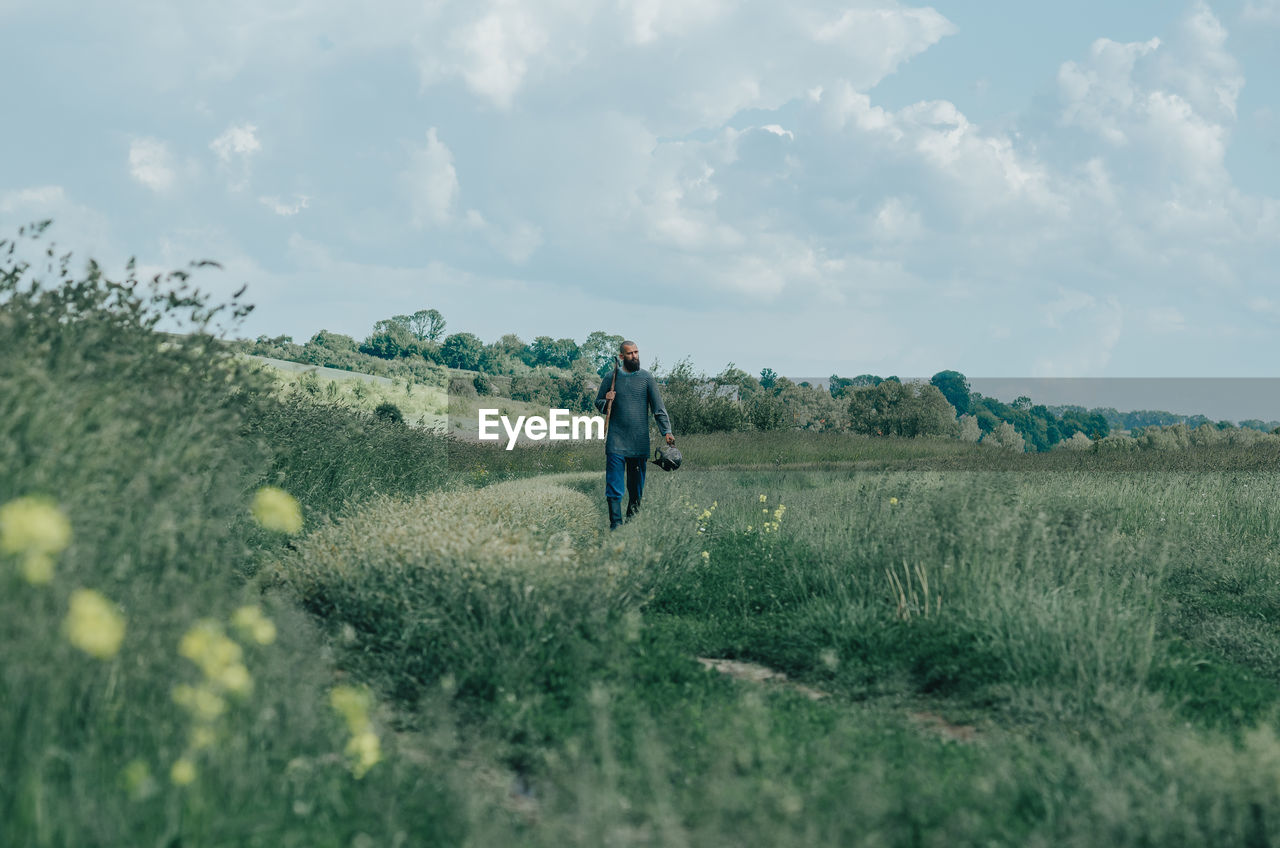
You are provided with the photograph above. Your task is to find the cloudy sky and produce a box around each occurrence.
[2,0,1278,379]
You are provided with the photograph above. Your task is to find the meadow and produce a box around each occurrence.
[5,231,1280,846]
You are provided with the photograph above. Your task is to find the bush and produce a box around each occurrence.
[1056,431,1093,451]
[511,367,558,406]
[746,394,789,431]
[660,359,747,435]
[448,374,478,398]
[373,401,404,425]
[847,381,959,438]
[981,421,1025,452]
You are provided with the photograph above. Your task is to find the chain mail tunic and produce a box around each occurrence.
[593,368,672,457]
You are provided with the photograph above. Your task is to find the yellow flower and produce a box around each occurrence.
[21,553,55,585]
[170,757,197,787]
[121,759,156,801]
[231,604,277,645]
[0,495,71,557]
[746,525,753,532]
[250,487,303,534]
[699,510,712,521]
[759,494,767,503]
[172,684,228,722]
[180,620,245,685]
[216,662,253,696]
[889,497,899,505]
[190,725,218,751]
[701,551,710,562]
[64,588,125,659]
[330,685,373,734]
[345,729,382,778]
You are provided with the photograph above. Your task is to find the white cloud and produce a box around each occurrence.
[1057,3,1241,191]
[404,127,460,228]
[210,123,261,162]
[1057,37,1162,146]
[450,3,550,109]
[409,1,954,130]
[872,196,923,241]
[128,138,175,192]
[620,0,729,44]
[1242,0,1280,25]
[0,185,66,213]
[258,195,310,216]
[811,6,955,52]
[210,123,261,191]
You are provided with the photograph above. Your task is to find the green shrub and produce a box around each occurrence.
[373,400,404,424]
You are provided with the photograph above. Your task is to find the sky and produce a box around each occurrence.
[2,0,1278,381]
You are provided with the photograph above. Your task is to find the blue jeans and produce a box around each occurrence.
[605,453,646,507]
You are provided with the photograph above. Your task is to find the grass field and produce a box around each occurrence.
[6,236,1280,845]
[249,354,450,429]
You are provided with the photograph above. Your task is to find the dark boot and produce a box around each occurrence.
[607,499,623,530]
[625,457,644,521]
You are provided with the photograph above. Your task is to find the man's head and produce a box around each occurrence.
[619,340,640,372]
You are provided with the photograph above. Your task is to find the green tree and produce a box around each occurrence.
[828,375,855,399]
[930,370,971,415]
[777,381,844,430]
[746,393,789,431]
[359,319,416,359]
[716,363,761,399]
[408,308,446,342]
[308,329,357,352]
[580,331,625,375]
[530,336,579,369]
[440,332,485,370]
[847,381,958,438]
[759,367,778,390]
[659,358,745,435]
[510,367,558,406]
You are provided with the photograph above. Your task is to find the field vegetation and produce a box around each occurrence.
[250,357,449,430]
[6,226,1280,845]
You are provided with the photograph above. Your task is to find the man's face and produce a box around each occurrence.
[620,344,640,371]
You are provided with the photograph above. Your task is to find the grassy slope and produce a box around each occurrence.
[267,434,1280,845]
[8,246,1280,843]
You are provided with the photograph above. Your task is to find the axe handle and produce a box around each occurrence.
[603,362,618,434]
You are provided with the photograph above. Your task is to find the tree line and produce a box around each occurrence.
[238,310,1280,452]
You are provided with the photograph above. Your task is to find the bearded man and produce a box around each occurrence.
[594,340,674,530]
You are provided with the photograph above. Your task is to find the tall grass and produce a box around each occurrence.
[9,225,1280,845]
[0,228,464,845]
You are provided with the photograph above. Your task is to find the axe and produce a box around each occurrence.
[603,358,619,435]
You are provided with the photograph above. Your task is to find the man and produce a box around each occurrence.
[594,340,674,530]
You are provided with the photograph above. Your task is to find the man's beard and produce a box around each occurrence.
[623,358,640,372]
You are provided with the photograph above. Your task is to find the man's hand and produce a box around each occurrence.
[665,433,675,445]
[605,390,616,401]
